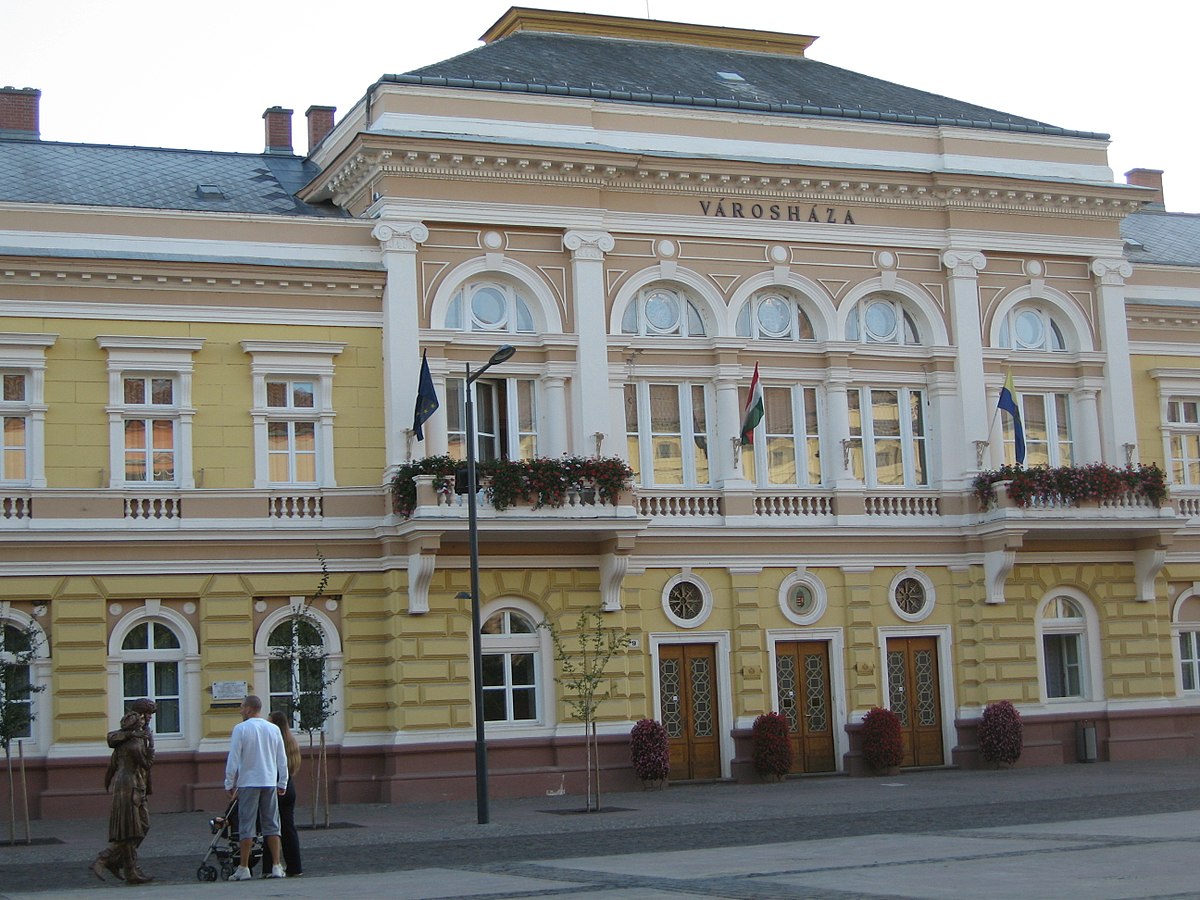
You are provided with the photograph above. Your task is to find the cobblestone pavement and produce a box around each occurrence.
[2,759,1199,898]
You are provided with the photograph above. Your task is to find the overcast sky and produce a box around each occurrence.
[7,0,1197,213]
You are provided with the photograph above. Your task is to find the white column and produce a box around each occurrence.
[541,375,568,458]
[373,220,428,473]
[1072,384,1102,464]
[926,371,960,486]
[1091,258,1137,462]
[715,370,745,486]
[942,250,988,485]
[564,230,614,456]
[824,368,856,487]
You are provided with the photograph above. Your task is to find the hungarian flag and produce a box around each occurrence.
[740,364,764,445]
[412,351,439,442]
[998,370,1025,465]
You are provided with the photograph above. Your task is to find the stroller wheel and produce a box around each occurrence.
[219,861,235,881]
[197,865,218,882]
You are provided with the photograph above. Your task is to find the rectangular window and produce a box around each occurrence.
[122,376,177,483]
[1043,633,1083,698]
[1180,631,1200,693]
[1014,392,1073,467]
[846,387,927,487]
[264,379,318,484]
[1167,399,1200,486]
[628,382,711,487]
[1,373,29,482]
[446,377,538,463]
[743,384,822,486]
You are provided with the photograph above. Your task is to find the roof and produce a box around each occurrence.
[1122,209,1200,268]
[0,139,347,217]
[401,30,1107,139]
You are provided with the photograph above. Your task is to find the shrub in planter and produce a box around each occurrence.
[630,718,670,787]
[861,707,904,772]
[978,700,1023,766]
[752,712,792,780]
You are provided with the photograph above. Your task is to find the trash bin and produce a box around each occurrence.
[1076,720,1097,763]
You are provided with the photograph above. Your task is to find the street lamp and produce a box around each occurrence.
[458,343,515,825]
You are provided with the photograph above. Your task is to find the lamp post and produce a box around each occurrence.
[458,343,515,825]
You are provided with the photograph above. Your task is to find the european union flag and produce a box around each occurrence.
[413,351,439,442]
[998,371,1025,465]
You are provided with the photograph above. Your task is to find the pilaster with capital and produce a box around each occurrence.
[373,221,429,472]
[564,230,615,455]
[714,369,747,486]
[941,249,988,480]
[1091,257,1137,461]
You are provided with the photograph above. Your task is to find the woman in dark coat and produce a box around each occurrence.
[268,710,303,876]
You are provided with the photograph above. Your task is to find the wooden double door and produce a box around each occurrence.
[774,641,837,773]
[658,644,721,780]
[885,636,945,768]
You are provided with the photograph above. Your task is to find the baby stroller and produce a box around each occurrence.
[196,796,263,882]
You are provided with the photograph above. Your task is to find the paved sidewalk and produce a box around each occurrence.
[3,759,1200,898]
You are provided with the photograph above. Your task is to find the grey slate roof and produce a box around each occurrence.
[0,139,346,217]
[401,31,1106,139]
[1122,210,1200,268]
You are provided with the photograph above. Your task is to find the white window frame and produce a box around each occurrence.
[777,569,828,626]
[478,597,554,737]
[1011,391,1074,468]
[621,284,708,337]
[254,599,344,743]
[446,279,536,334]
[998,305,1068,352]
[846,385,928,487]
[1150,370,1200,487]
[0,602,51,751]
[98,337,203,489]
[662,571,714,629]
[1034,588,1104,709]
[888,568,936,624]
[0,334,56,488]
[242,341,343,489]
[845,295,921,345]
[107,601,200,751]
[625,381,714,488]
[742,382,822,487]
[1171,589,1200,697]
[735,290,816,341]
[446,376,539,463]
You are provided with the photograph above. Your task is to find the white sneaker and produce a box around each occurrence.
[228,867,252,881]
[268,865,285,879]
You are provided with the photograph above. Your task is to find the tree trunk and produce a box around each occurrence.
[309,733,317,830]
[5,744,14,845]
[320,732,329,829]
[19,740,29,843]
[591,721,602,812]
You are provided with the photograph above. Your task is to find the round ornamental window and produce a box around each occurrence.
[1015,309,1045,349]
[756,295,791,337]
[894,577,927,616]
[645,290,681,332]
[864,300,898,341]
[471,286,507,327]
[787,583,816,617]
[668,582,704,622]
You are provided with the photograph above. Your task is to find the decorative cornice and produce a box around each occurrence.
[0,263,382,296]
[317,140,1143,221]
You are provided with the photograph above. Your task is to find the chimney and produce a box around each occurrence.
[0,86,41,140]
[262,106,294,155]
[306,105,336,155]
[1125,168,1165,208]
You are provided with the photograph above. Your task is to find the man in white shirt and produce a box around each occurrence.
[224,695,288,880]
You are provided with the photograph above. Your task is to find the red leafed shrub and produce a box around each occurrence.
[861,707,904,771]
[978,700,1023,766]
[752,712,792,779]
[630,718,670,784]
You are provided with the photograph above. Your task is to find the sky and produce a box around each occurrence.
[6,0,1198,212]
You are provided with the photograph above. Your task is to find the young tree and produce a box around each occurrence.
[540,608,631,812]
[1,619,45,845]
[268,552,341,828]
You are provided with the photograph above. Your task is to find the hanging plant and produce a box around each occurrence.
[860,707,904,772]
[751,712,792,780]
[978,700,1023,767]
[629,718,670,787]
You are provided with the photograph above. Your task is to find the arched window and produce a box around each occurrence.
[1173,592,1200,694]
[735,291,815,341]
[446,280,535,334]
[845,295,921,345]
[998,306,1067,352]
[120,620,184,735]
[0,619,37,740]
[480,608,541,724]
[621,285,707,337]
[268,616,329,731]
[1037,593,1100,701]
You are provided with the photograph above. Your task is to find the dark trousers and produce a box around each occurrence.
[278,777,302,875]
